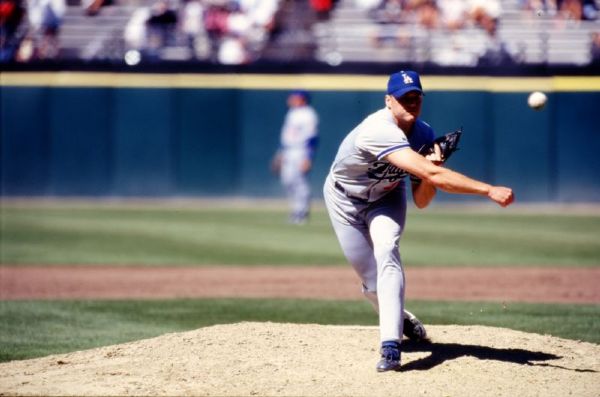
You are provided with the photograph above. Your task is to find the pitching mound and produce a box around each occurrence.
[1,322,598,397]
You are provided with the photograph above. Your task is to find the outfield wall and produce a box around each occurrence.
[1,73,599,202]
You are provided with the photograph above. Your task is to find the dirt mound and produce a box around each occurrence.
[1,322,598,396]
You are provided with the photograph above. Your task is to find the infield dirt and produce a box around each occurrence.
[2,265,599,303]
[1,265,599,396]
[1,322,599,396]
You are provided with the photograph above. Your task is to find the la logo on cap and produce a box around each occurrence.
[402,72,413,84]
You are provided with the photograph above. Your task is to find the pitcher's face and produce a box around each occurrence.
[385,91,423,128]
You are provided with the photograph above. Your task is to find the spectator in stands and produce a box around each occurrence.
[437,0,470,31]
[219,0,280,64]
[203,2,230,61]
[124,6,150,54]
[477,19,514,66]
[145,0,178,53]
[370,0,405,24]
[558,0,584,20]
[470,0,513,67]
[238,0,280,36]
[217,32,249,64]
[415,0,438,30]
[556,0,597,20]
[83,0,112,17]
[237,0,266,27]
[402,0,443,25]
[370,0,438,46]
[310,0,333,21]
[0,0,25,61]
[181,0,210,59]
[591,31,600,63]
[123,0,281,64]
[581,0,598,20]
[23,0,66,60]
[369,0,418,50]
[470,0,502,34]
[226,1,252,37]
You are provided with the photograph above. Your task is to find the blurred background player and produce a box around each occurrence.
[271,90,319,224]
[323,70,514,372]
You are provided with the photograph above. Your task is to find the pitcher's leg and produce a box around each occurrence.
[369,214,405,342]
[326,216,378,294]
[323,189,379,306]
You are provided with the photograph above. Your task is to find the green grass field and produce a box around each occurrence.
[1,299,598,362]
[1,200,599,363]
[2,201,599,266]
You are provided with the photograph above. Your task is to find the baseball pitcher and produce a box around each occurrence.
[323,70,514,372]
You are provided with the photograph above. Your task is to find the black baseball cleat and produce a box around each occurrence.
[376,341,401,372]
[403,309,428,342]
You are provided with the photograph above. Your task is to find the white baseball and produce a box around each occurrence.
[528,91,547,110]
[124,50,141,66]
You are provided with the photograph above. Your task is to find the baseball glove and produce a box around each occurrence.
[411,128,462,184]
[418,128,462,162]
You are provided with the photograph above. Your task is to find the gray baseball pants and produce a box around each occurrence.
[323,176,407,342]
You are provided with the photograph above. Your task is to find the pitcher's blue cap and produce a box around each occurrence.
[289,89,311,103]
[387,70,423,98]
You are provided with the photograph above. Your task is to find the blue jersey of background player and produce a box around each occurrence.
[323,70,514,372]
[272,90,319,224]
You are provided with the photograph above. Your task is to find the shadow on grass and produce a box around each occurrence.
[401,340,596,373]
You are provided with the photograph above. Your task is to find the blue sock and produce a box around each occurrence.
[381,340,400,350]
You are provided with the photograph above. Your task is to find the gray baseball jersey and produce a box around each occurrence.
[279,104,319,222]
[328,108,434,205]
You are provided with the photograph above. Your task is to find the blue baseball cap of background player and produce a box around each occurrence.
[387,70,424,98]
[289,89,311,104]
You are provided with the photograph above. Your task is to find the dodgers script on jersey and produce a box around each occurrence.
[329,108,434,203]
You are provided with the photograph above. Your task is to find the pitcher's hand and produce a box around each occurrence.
[488,186,514,207]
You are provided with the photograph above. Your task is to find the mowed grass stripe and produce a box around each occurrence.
[1,204,599,266]
[1,208,341,265]
[0,299,598,363]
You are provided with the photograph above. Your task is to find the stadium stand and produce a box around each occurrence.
[313,0,600,66]
[60,0,138,60]
[1,0,599,67]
